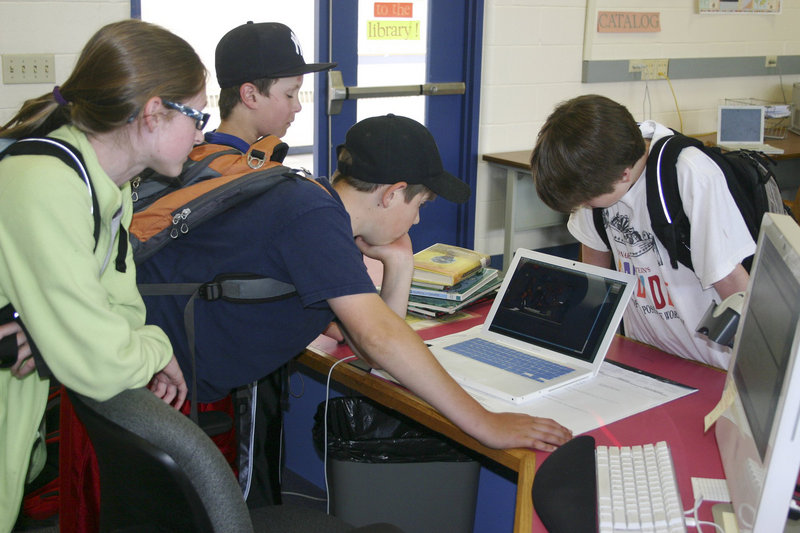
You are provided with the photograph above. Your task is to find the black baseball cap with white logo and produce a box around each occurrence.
[216,21,336,88]
[337,114,471,204]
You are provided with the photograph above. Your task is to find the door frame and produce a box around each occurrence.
[313,1,484,248]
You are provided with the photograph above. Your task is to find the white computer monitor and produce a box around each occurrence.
[715,213,800,533]
[717,105,766,145]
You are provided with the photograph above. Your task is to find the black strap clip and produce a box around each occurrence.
[198,282,223,301]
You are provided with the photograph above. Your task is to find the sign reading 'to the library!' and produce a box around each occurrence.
[369,2,420,40]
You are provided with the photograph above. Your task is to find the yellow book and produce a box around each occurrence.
[412,243,490,287]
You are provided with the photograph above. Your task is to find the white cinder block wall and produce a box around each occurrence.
[1,0,799,257]
[476,0,800,256]
[0,1,129,125]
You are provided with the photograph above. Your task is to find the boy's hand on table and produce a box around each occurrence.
[479,411,573,452]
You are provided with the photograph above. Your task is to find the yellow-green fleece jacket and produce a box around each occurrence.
[0,125,173,532]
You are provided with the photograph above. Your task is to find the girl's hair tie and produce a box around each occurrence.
[53,86,69,106]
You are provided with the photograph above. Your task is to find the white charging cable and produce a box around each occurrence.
[323,355,357,514]
[684,496,726,532]
[241,381,258,501]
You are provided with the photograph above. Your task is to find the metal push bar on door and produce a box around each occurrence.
[327,70,465,115]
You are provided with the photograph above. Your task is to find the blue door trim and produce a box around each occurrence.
[426,1,483,248]
[314,0,358,180]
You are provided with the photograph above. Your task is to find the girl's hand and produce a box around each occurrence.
[147,355,188,409]
[1,321,35,378]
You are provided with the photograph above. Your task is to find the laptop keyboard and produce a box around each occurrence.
[443,338,574,382]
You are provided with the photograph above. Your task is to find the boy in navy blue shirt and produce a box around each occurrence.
[137,114,573,456]
[194,21,336,507]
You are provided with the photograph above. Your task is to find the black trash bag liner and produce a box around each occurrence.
[313,396,474,464]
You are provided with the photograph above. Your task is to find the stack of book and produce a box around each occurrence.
[407,243,502,318]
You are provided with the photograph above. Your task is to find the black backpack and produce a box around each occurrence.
[592,131,788,272]
[129,138,322,422]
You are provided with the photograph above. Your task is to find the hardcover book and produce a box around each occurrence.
[407,277,502,316]
[412,243,491,287]
[410,268,500,302]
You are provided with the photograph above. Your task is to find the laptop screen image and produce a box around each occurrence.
[488,254,630,364]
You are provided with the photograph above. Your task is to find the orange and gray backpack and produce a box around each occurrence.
[130,135,332,498]
[1,135,308,510]
[130,134,297,263]
[129,135,322,419]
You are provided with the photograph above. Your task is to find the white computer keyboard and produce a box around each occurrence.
[717,142,784,155]
[596,441,686,533]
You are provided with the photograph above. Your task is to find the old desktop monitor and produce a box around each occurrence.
[715,213,800,533]
[716,105,783,154]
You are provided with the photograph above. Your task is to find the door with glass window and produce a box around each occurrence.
[314,1,483,250]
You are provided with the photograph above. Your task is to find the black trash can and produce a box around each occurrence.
[313,396,480,533]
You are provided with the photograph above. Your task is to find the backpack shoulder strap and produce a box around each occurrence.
[131,136,290,214]
[1,138,100,250]
[183,143,242,179]
[248,134,289,165]
[644,132,702,270]
[187,135,290,180]
[130,164,297,263]
[591,208,611,251]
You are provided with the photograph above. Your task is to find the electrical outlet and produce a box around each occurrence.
[629,58,669,80]
[765,55,778,68]
[2,54,55,84]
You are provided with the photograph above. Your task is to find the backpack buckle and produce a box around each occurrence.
[247,149,266,169]
[199,281,222,301]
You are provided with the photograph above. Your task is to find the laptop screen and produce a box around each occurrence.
[718,105,764,143]
[488,255,629,363]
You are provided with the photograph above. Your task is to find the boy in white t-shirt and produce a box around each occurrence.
[530,94,755,369]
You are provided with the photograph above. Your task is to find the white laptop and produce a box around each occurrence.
[716,105,784,155]
[427,248,635,404]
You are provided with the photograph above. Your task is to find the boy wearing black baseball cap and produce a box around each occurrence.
[200,22,335,508]
[208,21,335,151]
[137,114,573,468]
[335,114,471,204]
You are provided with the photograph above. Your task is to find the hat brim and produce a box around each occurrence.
[269,62,337,78]
[425,171,471,204]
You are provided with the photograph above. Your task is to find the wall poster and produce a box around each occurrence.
[699,0,781,13]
